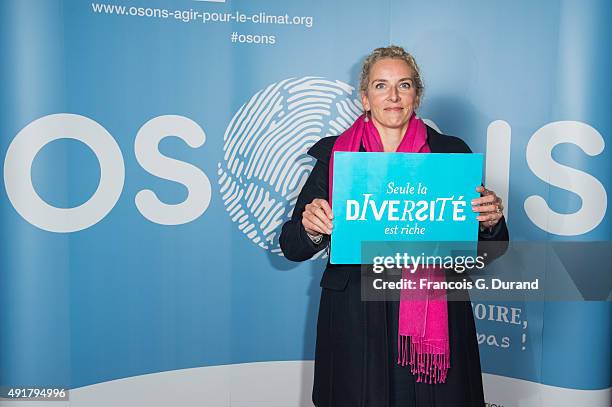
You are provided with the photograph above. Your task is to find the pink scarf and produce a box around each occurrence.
[328,113,450,384]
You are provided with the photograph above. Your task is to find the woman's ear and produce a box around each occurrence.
[360,91,370,112]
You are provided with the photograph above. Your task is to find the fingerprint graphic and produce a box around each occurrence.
[217,77,362,256]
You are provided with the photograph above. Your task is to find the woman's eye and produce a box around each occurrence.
[400,82,412,89]
[375,83,385,89]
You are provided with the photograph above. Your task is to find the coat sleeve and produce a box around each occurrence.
[279,143,333,262]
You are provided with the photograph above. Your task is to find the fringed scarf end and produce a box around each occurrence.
[398,334,450,384]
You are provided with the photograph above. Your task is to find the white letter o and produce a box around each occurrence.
[3,113,124,232]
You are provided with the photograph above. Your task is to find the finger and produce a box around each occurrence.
[490,197,504,212]
[477,212,502,222]
[303,217,330,236]
[477,211,499,221]
[304,199,332,227]
[313,199,333,219]
[479,186,499,196]
[303,223,327,236]
[473,204,499,214]
[303,212,332,235]
[312,206,333,228]
[471,194,497,206]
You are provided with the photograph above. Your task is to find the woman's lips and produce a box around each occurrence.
[385,107,404,111]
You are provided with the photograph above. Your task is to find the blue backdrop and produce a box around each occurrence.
[1,0,610,404]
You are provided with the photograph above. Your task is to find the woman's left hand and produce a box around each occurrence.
[472,186,504,229]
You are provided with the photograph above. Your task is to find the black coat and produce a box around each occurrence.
[280,126,509,407]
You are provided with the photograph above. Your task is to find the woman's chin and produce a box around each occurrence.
[375,119,410,130]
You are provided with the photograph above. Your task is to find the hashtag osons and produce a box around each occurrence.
[230,32,238,42]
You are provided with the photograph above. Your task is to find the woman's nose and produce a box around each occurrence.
[388,87,400,102]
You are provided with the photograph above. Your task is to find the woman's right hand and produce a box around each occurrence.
[302,198,333,236]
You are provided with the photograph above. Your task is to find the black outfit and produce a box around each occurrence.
[280,126,509,407]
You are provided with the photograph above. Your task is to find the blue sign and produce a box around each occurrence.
[330,152,483,264]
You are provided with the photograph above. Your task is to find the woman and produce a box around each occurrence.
[280,46,509,407]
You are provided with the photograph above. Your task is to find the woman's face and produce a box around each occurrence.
[361,58,419,134]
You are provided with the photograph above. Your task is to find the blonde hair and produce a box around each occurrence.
[359,45,424,105]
